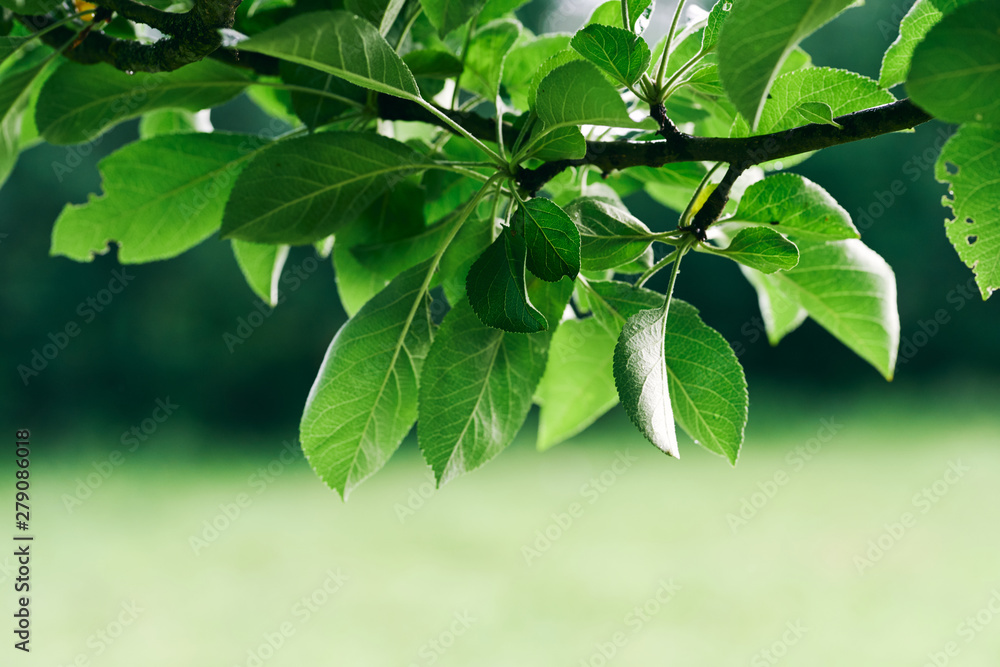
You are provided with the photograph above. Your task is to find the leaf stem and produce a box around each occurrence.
[416,98,506,166]
[655,0,688,90]
[636,249,678,288]
[395,6,423,50]
[679,161,723,228]
[659,236,695,316]
[251,81,366,110]
[659,47,705,100]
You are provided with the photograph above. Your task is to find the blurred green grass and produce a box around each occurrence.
[30,392,1000,666]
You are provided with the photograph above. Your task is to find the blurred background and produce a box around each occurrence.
[2,0,999,665]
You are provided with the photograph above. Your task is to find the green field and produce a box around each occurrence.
[29,391,1000,666]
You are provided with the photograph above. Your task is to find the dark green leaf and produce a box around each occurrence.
[419,279,572,484]
[403,50,464,79]
[221,132,430,245]
[281,62,365,131]
[345,0,407,35]
[717,0,858,128]
[565,197,655,270]
[51,134,264,263]
[907,1,1000,124]
[301,259,436,499]
[935,123,1000,299]
[0,0,60,14]
[0,36,30,67]
[36,60,248,144]
[518,197,581,282]
[240,10,421,100]
[700,226,799,274]
[466,226,547,333]
[570,23,651,87]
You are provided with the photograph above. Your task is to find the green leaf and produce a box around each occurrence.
[702,0,732,52]
[795,101,842,128]
[345,0,407,35]
[419,279,572,484]
[727,173,860,241]
[741,268,808,344]
[280,62,365,131]
[36,60,248,145]
[138,109,207,138]
[480,0,532,22]
[231,241,289,306]
[744,239,900,379]
[503,34,572,111]
[440,208,498,305]
[907,1,1000,124]
[518,197,581,282]
[301,259,436,499]
[587,1,623,28]
[935,123,1000,299]
[240,10,421,100]
[51,134,264,263]
[334,182,426,316]
[459,19,521,99]
[0,37,30,68]
[0,0,59,14]
[734,67,896,136]
[466,226,548,333]
[0,51,48,189]
[624,0,653,34]
[420,0,488,36]
[717,0,858,128]
[700,226,799,273]
[534,60,653,132]
[526,49,581,110]
[535,315,619,451]
[526,124,587,161]
[220,132,430,245]
[565,197,655,270]
[570,24,651,87]
[403,50,464,79]
[879,0,942,89]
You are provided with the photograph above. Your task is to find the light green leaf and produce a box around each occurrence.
[534,60,654,132]
[570,23,651,87]
[624,0,653,33]
[535,315,619,451]
[565,197,655,270]
[795,101,842,128]
[744,239,899,379]
[0,37,30,68]
[503,34,573,111]
[586,279,661,331]
[717,0,858,128]
[700,226,799,273]
[702,0,732,52]
[36,60,248,145]
[345,0,407,35]
[526,124,587,161]
[614,305,678,457]
[419,279,572,484]
[334,182,426,316]
[220,132,430,245]
[741,267,809,344]
[727,173,860,241]
[460,19,521,99]
[467,226,548,333]
[240,10,421,100]
[441,209,498,305]
[301,259,436,499]
[231,241,289,306]
[480,0,532,22]
[879,0,942,89]
[935,124,1000,299]
[907,1,1000,124]
[138,109,207,138]
[518,197,581,282]
[587,1,623,28]
[0,52,48,189]
[420,0,488,36]
[734,67,896,136]
[527,49,582,110]
[51,134,264,263]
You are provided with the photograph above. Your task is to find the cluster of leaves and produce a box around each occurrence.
[2,0,997,498]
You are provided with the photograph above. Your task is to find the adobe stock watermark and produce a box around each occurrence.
[223,255,321,353]
[189,438,302,555]
[17,268,136,385]
[233,568,349,667]
[853,459,969,574]
[918,589,1000,667]
[897,276,980,367]
[750,621,808,667]
[726,417,843,533]
[406,610,477,667]
[577,579,682,667]
[54,600,144,667]
[61,397,180,513]
[395,470,437,523]
[522,450,638,566]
